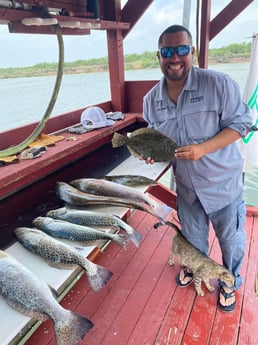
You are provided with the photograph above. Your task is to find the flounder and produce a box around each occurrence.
[112,128,179,161]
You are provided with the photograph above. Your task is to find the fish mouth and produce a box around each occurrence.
[14,227,27,236]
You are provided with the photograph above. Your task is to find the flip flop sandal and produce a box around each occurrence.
[176,269,194,287]
[217,286,236,312]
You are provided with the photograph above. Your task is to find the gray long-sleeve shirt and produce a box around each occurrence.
[143,66,252,213]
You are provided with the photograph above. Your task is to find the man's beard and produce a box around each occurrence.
[164,67,188,82]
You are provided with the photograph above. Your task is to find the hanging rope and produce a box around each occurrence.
[0,21,64,158]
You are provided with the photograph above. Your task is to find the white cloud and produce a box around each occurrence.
[0,0,257,67]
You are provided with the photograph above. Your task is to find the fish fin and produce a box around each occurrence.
[48,285,59,298]
[54,311,93,345]
[47,261,78,270]
[130,127,155,137]
[5,300,49,322]
[87,264,113,292]
[74,245,86,252]
[150,202,173,220]
[111,132,127,148]
[111,225,120,232]
[112,233,130,248]
[129,230,142,248]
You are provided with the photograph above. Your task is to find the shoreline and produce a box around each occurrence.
[0,56,250,79]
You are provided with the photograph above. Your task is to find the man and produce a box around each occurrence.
[143,24,252,312]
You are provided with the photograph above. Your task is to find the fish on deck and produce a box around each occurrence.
[70,178,172,220]
[33,216,130,248]
[14,227,113,292]
[0,250,93,345]
[47,207,143,248]
[56,181,171,224]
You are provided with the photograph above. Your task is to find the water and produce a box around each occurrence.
[0,62,257,206]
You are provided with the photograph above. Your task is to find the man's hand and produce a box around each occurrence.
[175,144,205,160]
[139,156,155,164]
[175,128,241,160]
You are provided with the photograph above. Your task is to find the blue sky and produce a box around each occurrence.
[0,0,257,67]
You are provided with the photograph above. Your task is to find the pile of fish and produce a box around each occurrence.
[56,177,172,221]
[0,174,173,345]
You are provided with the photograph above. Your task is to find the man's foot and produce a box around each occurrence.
[217,286,236,312]
[176,269,193,287]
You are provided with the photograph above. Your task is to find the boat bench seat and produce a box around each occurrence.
[0,149,176,344]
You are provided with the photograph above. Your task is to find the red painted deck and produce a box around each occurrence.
[25,205,258,345]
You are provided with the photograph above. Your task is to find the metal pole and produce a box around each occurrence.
[183,0,191,28]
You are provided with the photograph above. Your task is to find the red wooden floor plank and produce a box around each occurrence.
[76,212,163,345]
[153,224,216,345]
[208,214,253,345]
[26,233,123,345]
[149,221,197,345]
[100,224,172,345]
[125,226,183,345]
[238,215,258,345]
[180,231,221,345]
[23,210,258,345]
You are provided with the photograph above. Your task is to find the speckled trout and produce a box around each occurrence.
[14,227,113,292]
[47,206,142,247]
[33,216,130,248]
[70,178,172,219]
[0,250,93,345]
[56,181,170,222]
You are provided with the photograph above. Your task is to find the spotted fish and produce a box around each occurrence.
[56,181,169,222]
[47,207,142,247]
[33,216,130,248]
[0,250,93,345]
[70,178,172,220]
[112,127,179,161]
[14,227,113,292]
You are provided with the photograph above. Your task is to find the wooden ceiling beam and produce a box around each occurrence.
[121,0,153,38]
[210,0,255,40]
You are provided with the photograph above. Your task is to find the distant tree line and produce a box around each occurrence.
[0,42,251,79]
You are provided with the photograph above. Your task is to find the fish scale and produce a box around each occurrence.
[111,127,179,161]
[0,250,93,345]
[14,227,113,292]
[47,206,143,248]
[33,216,130,248]
[70,178,172,220]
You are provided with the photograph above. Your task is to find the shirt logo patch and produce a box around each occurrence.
[190,96,204,103]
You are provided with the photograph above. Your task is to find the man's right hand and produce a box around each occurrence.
[139,156,155,164]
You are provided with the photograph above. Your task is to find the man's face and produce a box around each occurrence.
[157,31,195,82]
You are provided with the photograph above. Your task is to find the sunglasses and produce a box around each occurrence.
[159,45,191,58]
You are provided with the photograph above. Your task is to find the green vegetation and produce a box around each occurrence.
[208,42,251,63]
[0,42,251,79]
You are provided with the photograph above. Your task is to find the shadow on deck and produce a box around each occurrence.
[25,205,258,345]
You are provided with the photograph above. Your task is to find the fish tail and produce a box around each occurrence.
[151,202,172,220]
[86,264,113,292]
[129,230,142,248]
[112,132,127,148]
[54,311,93,345]
[154,220,181,233]
[112,233,131,248]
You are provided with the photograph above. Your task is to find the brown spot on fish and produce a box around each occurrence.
[112,128,179,162]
